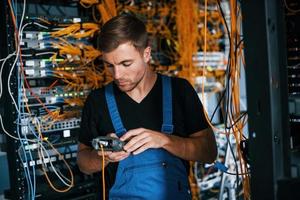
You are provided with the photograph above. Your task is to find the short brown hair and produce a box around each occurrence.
[98,14,149,53]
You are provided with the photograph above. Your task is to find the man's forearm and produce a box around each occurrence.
[77,147,107,175]
[162,128,217,163]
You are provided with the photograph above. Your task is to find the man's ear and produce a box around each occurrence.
[143,46,151,63]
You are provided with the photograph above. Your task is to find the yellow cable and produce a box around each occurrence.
[202,0,208,109]
[79,0,99,8]
[51,23,99,38]
[100,144,105,200]
[176,0,199,85]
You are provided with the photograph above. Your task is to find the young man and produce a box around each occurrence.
[77,14,217,199]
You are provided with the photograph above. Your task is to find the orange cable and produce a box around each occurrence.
[100,144,106,200]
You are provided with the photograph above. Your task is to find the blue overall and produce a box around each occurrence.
[105,75,191,200]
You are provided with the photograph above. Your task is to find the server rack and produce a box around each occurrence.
[0,1,101,199]
[242,0,300,199]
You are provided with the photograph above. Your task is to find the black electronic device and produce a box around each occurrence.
[92,136,125,152]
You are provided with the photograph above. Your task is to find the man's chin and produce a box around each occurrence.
[117,84,134,92]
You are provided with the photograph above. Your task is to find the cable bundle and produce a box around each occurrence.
[51,23,100,39]
[80,0,117,23]
[51,39,101,63]
[175,0,199,85]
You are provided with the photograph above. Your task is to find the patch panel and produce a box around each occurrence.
[21,86,89,98]
[40,119,81,132]
[21,117,81,135]
[21,31,91,49]
[24,59,64,68]
[21,144,78,168]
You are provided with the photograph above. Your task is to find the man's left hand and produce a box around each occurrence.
[120,128,169,155]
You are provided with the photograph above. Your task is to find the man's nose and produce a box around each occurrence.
[113,65,122,79]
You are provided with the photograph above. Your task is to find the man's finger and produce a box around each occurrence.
[123,132,147,149]
[97,151,112,156]
[133,143,151,155]
[124,136,149,153]
[107,133,118,138]
[108,151,130,162]
[120,128,144,141]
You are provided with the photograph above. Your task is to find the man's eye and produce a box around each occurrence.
[105,63,113,68]
[123,63,131,67]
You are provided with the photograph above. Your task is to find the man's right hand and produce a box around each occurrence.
[99,150,130,162]
[97,133,130,162]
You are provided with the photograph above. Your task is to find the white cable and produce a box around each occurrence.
[0,52,16,98]
[1,74,35,142]
[33,22,49,30]
[39,141,72,187]
[0,57,9,62]
[27,119,43,141]
[54,162,73,184]
[0,114,21,140]
[36,52,56,56]
[20,23,31,36]
[17,0,26,39]
[7,47,21,113]
[35,118,72,187]
[7,3,29,114]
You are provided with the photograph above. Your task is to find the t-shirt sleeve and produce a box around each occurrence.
[181,79,210,134]
[78,91,98,147]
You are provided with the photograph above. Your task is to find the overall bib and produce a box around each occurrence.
[105,75,192,200]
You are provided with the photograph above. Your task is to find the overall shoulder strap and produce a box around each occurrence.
[105,83,127,137]
[161,75,174,134]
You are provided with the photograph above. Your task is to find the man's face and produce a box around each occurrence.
[102,42,151,92]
